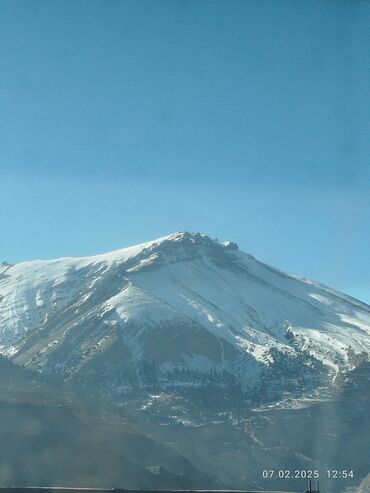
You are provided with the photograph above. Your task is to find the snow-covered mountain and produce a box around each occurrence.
[1,232,369,402]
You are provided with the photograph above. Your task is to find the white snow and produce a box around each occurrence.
[0,231,369,384]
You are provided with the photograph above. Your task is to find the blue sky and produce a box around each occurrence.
[0,0,369,302]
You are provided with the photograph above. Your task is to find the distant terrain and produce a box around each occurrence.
[1,232,369,492]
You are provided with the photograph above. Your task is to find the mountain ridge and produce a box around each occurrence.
[0,231,369,406]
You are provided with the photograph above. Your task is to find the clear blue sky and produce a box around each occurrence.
[0,0,369,302]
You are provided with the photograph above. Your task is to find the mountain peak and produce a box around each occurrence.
[158,231,239,251]
[100,231,239,265]
[1,229,369,408]
[108,231,240,268]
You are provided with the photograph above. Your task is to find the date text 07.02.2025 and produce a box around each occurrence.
[262,469,354,480]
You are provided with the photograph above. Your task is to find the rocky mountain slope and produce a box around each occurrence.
[0,356,213,489]
[1,232,370,492]
[0,232,369,404]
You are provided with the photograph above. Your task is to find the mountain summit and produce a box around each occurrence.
[0,232,369,404]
